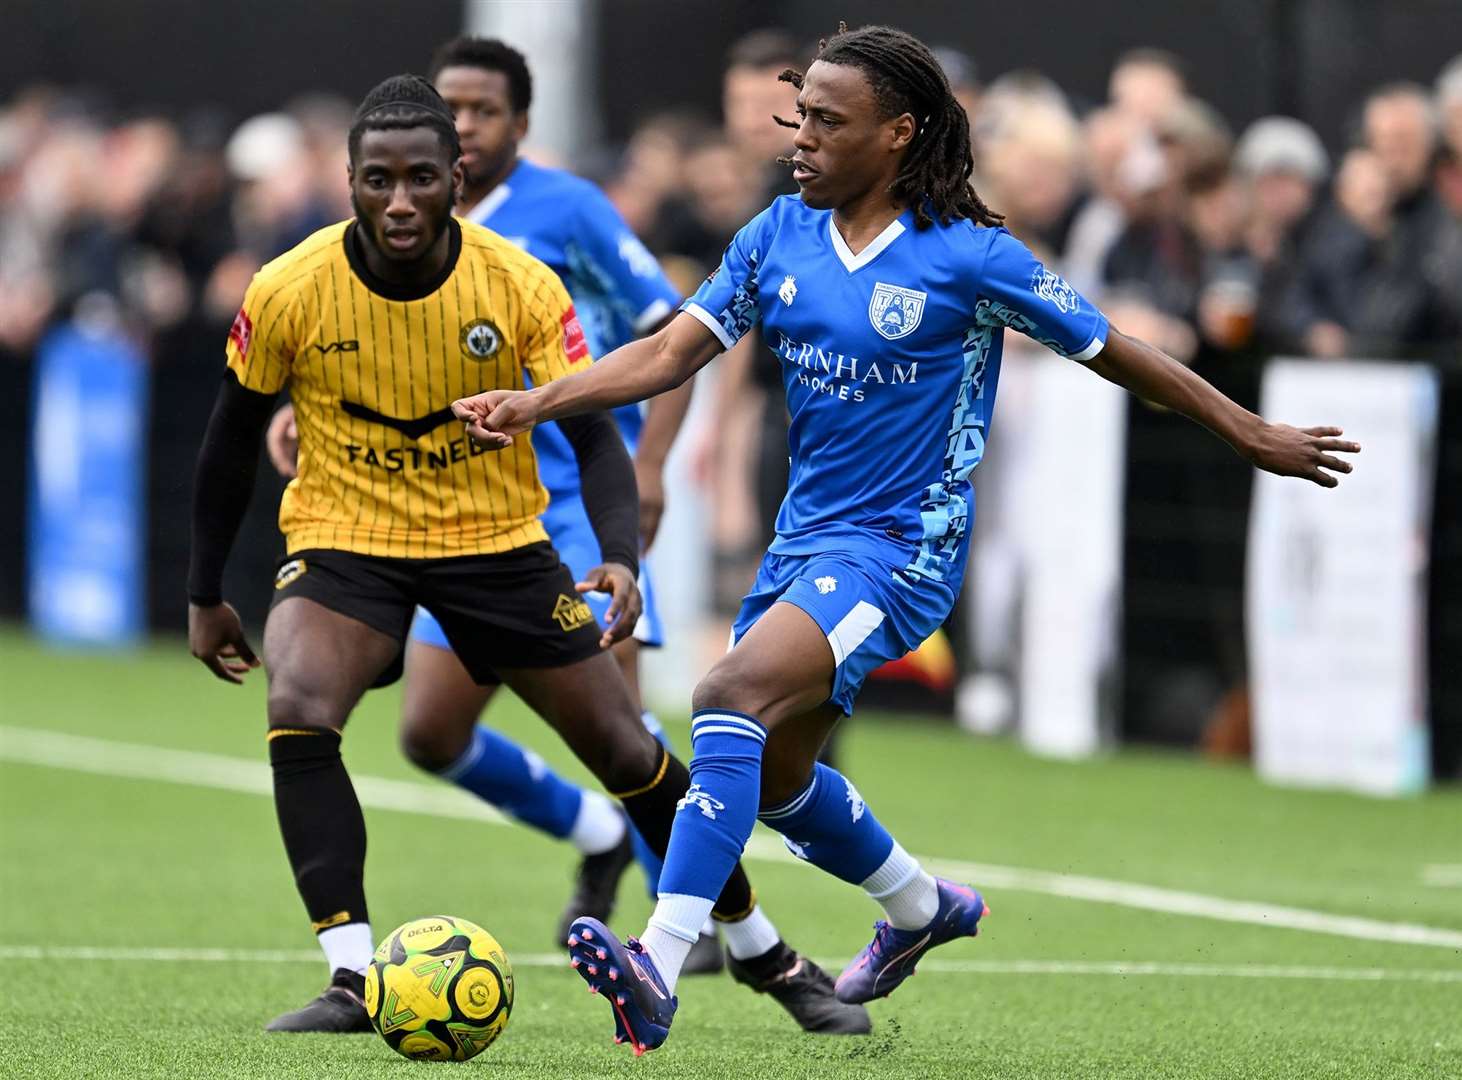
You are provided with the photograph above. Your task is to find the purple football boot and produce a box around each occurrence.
[567,917,676,1056]
[834,879,988,1004]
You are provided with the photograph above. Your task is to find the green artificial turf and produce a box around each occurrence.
[1,629,1457,1078]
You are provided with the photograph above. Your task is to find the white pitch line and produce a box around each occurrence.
[910,854,1462,951]
[0,724,506,824]
[4,724,1462,952]
[1,945,1458,984]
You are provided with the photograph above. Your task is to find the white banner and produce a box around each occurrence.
[1018,354,1127,758]
[1247,359,1436,796]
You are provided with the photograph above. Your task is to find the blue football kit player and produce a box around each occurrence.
[454,25,1358,1056]
[266,38,871,1033]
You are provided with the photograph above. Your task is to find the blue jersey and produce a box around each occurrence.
[684,196,1108,586]
[464,159,680,494]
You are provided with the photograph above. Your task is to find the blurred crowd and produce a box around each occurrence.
[1,32,1460,720]
[0,89,354,359]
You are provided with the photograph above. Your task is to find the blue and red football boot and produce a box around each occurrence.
[567,917,677,1056]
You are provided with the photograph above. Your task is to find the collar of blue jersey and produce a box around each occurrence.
[344,216,463,301]
[827,208,912,273]
[462,157,526,225]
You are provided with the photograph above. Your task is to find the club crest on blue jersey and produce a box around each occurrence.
[1029,267,1081,314]
[868,282,927,340]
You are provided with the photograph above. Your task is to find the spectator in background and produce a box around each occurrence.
[1063,107,1165,297]
[933,46,981,133]
[1330,82,1461,357]
[1364,82,1440,220]
[1438,55,1462,157]
[133,109,239,327]
[1100,97,1238,363]
[1429,58,1462,335]
[225,112,330,260]
[1434,56,1462,217]
[288,94,354,222]
[976,90,1081,257]
[1286,147,1394,358]
[1156,96,1233,189]
[982,68,1068,112]
[1108,47,1187,129]
[1233,116,1328,354]
[1186,164,1262,355]
[608,111,703,242]
[651,133,762,270]
[0,90,66,353]
[721,28,803,201]
[1235,117,1328,264]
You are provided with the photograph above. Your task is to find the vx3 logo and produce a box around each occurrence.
[312,339,360,355]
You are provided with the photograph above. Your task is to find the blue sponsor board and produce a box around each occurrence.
[28,322,148,644]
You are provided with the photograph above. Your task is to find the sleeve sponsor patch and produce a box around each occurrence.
[1029,267,1081,314]
[561,306,589,361]
[228,308,254,359]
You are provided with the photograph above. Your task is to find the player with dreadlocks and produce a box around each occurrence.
[188,73,867,1037]
[771,22,1003,231]
[454,25,1359,1055]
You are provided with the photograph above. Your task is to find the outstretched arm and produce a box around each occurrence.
[631,311,696,549]
[188,372,275,681]
[452,311,723,450]
[1090,328,1360,487]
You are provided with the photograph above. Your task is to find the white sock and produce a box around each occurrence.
[641,893,714,993]
[568,791,626,855]
[700,917,717,937]
[318,922,373,976]
[861,843,939,929]
[718,904,780,961]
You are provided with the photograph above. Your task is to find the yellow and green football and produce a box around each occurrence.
[364,915,514,1061]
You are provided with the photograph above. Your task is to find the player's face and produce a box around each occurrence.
[436,66,527,192]
[349,127,461,264]
[788,61,914,212]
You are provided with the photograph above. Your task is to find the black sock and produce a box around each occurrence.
[612,745,756,921]
[268,726,369,931]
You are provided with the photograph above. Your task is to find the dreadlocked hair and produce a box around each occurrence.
[348,74,461,165]
[775,23,1002,230]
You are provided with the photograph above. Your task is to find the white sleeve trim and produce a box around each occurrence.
[1068,327,1107,363]
[682,301,736,351]
[632,297,675,334]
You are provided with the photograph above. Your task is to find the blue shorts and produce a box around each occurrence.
[411,490,663,652]
[730,546,956,715]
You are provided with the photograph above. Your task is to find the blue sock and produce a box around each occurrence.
[629,711,669,897]
[438,725,582,839]
[653,710,766,923]
[758,763,894,884]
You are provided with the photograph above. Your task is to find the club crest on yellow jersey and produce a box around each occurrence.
[460,319,502,360]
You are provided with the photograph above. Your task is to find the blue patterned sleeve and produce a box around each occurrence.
[973,228,1109,361]
[571,185,682,333]
[679,206,775,350]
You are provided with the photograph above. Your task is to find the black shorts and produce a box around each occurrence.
[268,543,604,686]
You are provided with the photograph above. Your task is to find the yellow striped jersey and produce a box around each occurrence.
[225,217,593,558]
